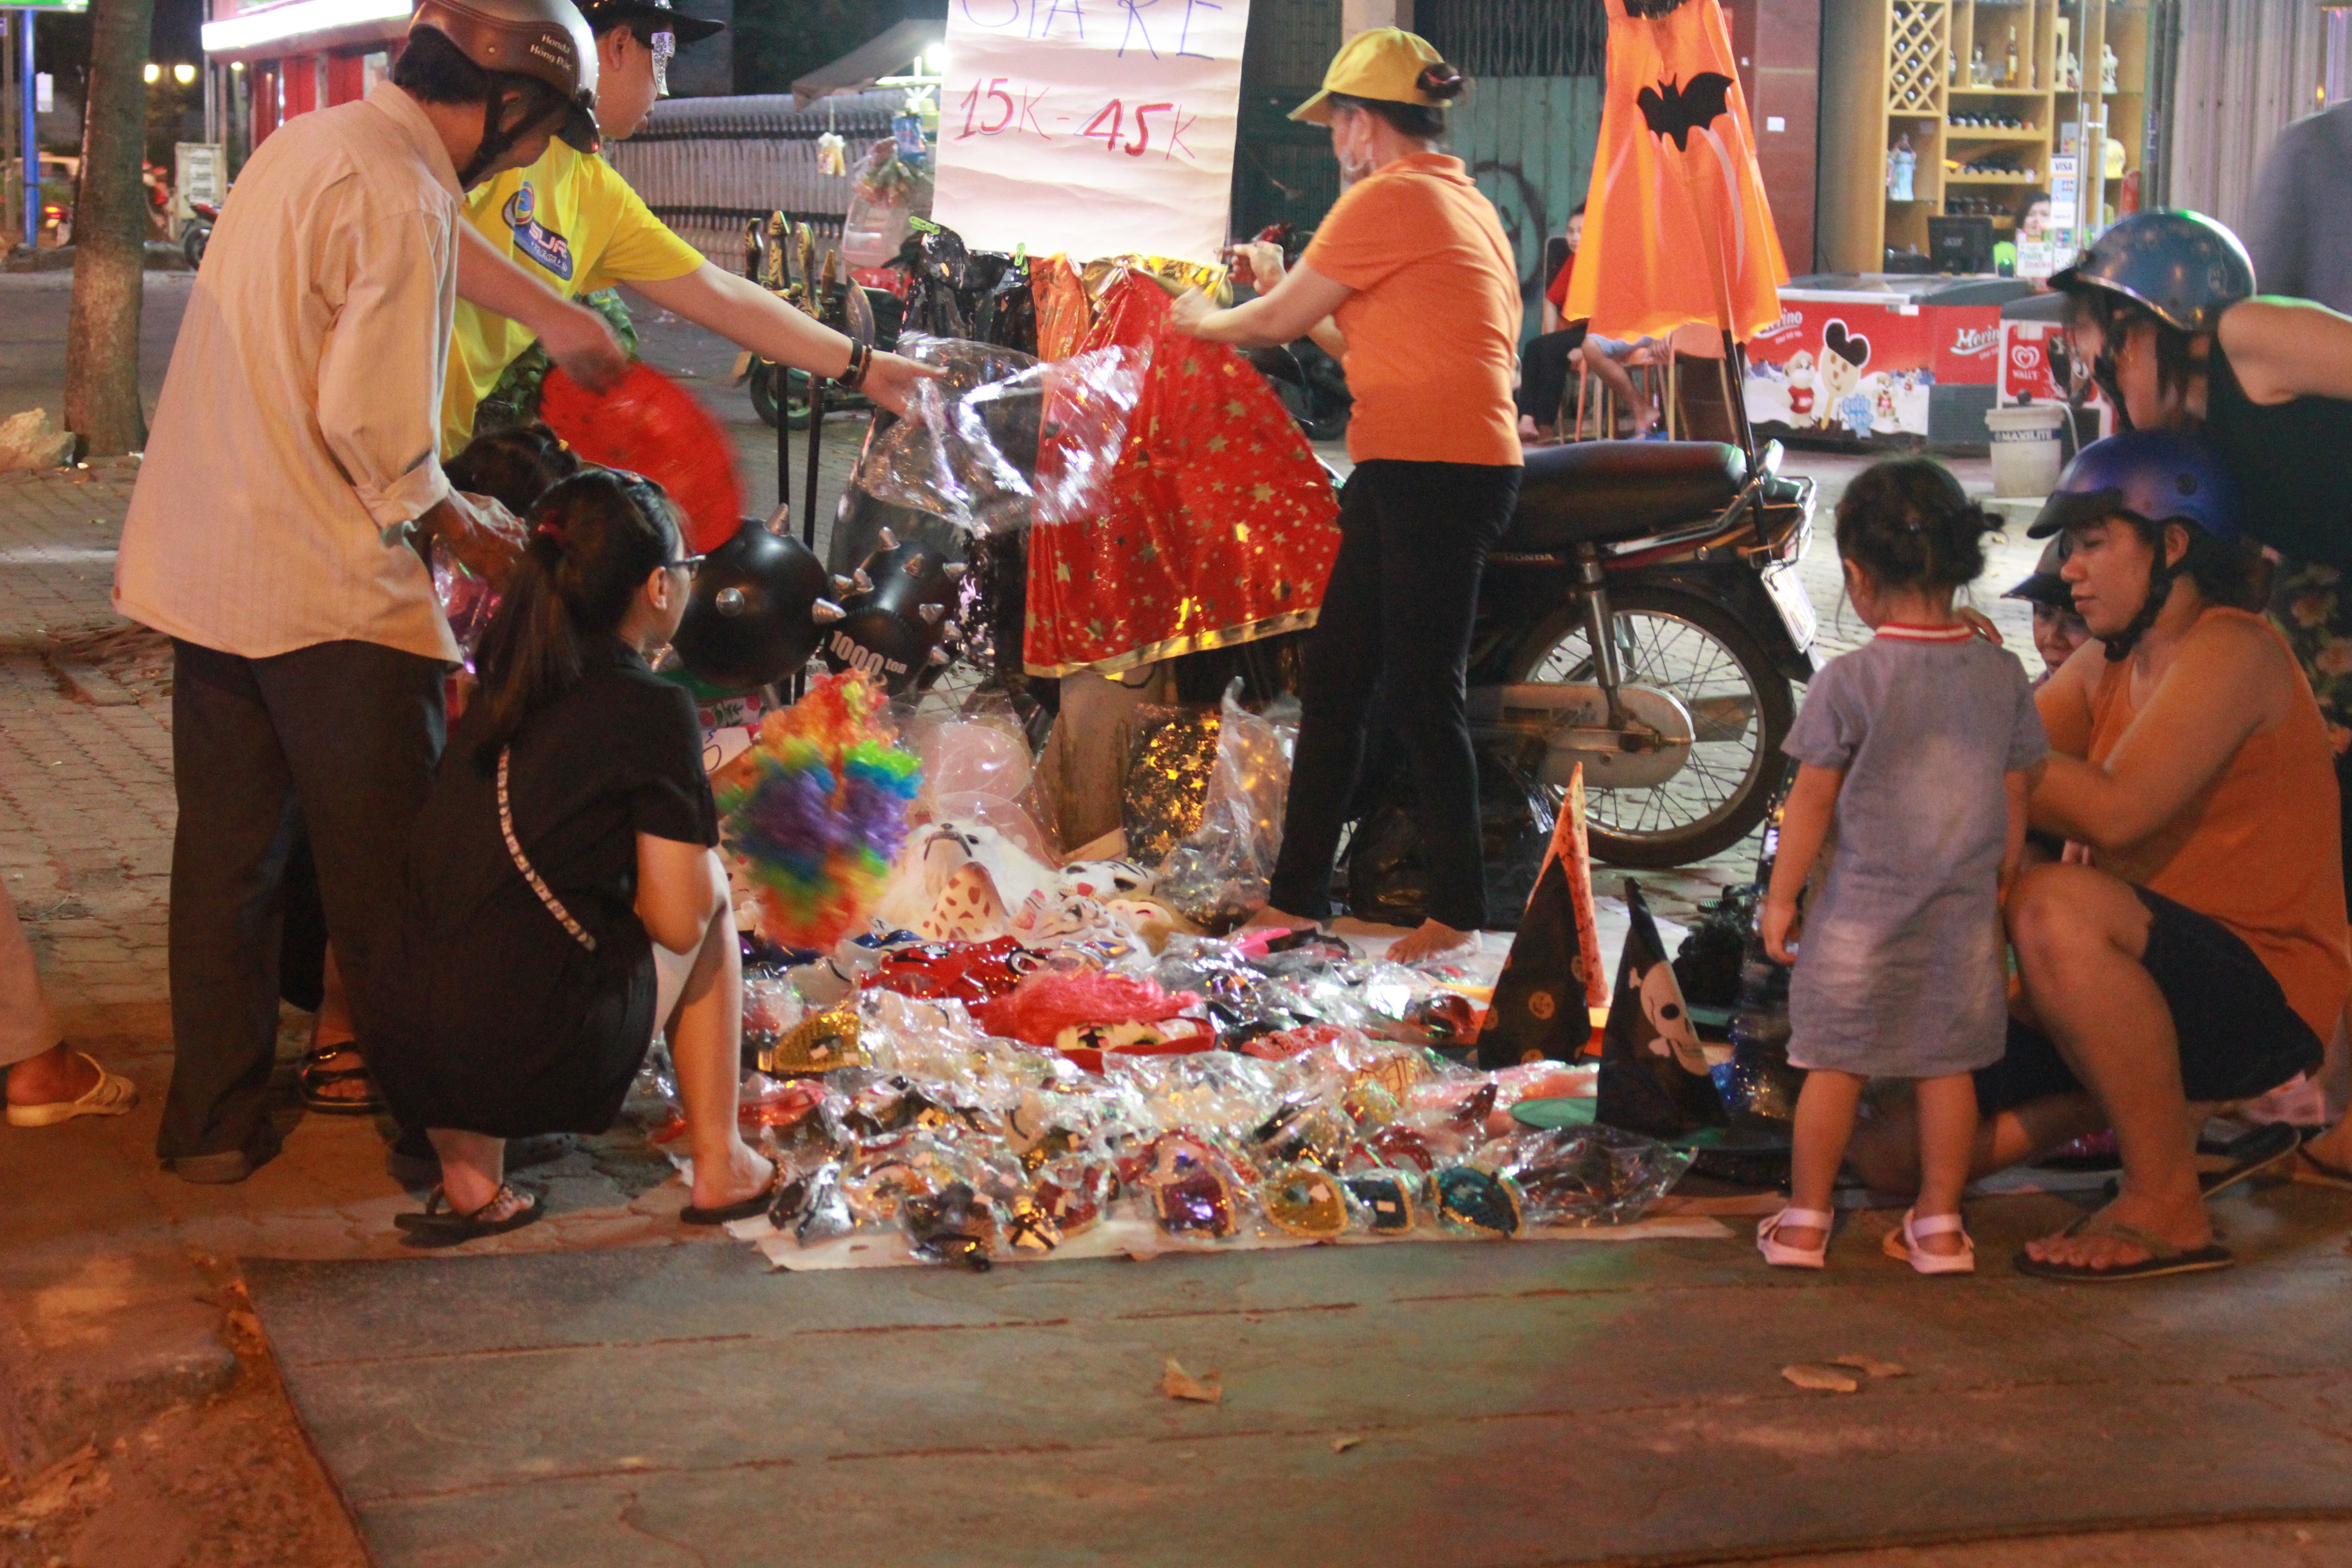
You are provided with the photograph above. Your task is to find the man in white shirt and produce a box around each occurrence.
[115,0,605,1182]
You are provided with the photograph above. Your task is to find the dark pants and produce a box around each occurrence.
[1268,459,1521,931]
[159,638,446,1164]
[1515,326,1586,427]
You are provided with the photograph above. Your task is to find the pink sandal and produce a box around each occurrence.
[1881,1208,1975,1275]
[1756,1206,1834,1269]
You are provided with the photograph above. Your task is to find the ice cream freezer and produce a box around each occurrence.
[1742,274,2042,454]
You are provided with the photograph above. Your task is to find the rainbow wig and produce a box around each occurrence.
[713,673,923,949]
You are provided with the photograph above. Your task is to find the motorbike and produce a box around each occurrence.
[1456,435,1817,867]
[182,199,219,269]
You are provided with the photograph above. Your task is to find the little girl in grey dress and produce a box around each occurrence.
[1757,459,2048,1274]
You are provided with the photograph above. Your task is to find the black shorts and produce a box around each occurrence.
[1975,886,2325,1116]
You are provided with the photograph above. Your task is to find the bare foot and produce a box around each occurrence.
[690,1141,775,1213]
[2022,1188,2210,1272]
[2299,1120,2352,1182]
[4,1042,99,1105]
[1388,918,1475,965]
[1242,905,1317,933]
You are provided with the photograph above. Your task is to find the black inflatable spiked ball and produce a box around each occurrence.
[816,528,966,695]
[674,516,831,693]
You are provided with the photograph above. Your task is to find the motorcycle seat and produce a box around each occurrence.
[1499,440,1748,552]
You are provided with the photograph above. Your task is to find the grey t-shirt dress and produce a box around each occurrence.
[1781,627,2050,1078]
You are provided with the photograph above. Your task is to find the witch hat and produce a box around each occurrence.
[1594,877,1726,1137]
[1475,765,1606,1069]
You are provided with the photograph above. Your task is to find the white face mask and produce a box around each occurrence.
[650,29,676,97]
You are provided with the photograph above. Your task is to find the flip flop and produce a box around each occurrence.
[680,1170,784,1227]
[6,1052,138,1127]
[2012,1212,2233,1283]
[2101,1120,2302,1201]
[395,1184,545,1249]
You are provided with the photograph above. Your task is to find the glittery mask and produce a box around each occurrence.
[650,30,676,97]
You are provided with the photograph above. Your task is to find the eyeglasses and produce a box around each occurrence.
[666,552,706,573]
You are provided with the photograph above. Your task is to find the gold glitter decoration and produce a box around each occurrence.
[761,1006,865,1076]
[1122,710,1223,864]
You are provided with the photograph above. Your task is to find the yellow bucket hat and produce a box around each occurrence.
[1290,27,1449,124]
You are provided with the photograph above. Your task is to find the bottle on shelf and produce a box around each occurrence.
[2004,25,2019,88]
[1971,45,1990,86]
[1886,133,1916,201]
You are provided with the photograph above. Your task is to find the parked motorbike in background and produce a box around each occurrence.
[181,200,218,269]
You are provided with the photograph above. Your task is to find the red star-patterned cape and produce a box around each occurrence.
[1024,274,1342,677]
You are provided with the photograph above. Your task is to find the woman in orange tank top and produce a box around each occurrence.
[1850,432,2347,1282]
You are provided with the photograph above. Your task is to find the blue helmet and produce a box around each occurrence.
[2027,429,2241,542]
[2049,211,2254,334]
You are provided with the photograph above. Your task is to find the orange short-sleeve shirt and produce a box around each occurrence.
[1303,153,1524,468]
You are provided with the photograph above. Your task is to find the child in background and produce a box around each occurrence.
[1758,459,2048,1274]
[2002,537,2094,682]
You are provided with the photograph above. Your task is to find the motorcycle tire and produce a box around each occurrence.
[182,224,208,270]
[1509,584,1794,869]
[746,363,813,431]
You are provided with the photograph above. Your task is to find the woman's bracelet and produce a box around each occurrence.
[838,340,872,390]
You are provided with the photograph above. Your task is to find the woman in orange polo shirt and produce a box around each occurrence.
[1172,28,1523,962]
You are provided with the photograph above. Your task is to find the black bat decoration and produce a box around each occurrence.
[1637,72,1735,152]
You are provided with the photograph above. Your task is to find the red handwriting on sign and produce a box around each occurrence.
[957,77,1018,137]
[1078,98,1196,158]
[958,80,1203,160]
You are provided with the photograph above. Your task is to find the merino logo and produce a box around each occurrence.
[1950,325,1999,358]
[1757,309,1804,342]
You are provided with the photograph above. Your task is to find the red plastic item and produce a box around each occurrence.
[539,363,746,554]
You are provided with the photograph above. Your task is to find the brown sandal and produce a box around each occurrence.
[298,1045,384,1115]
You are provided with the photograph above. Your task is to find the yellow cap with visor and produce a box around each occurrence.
[1289,27,1448,124]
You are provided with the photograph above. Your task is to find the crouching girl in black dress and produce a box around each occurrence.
[372,470,775,1245]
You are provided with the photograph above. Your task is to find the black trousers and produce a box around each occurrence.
[159,639,446,1163]
[1515,326,1587,427]
[1268,459,1521,931]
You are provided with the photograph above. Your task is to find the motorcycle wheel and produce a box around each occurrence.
[746,363,814,431]
[182,225,207,270]
[1509,584,1794,868]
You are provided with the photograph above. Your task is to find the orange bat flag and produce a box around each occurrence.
[1564,0,1788,342]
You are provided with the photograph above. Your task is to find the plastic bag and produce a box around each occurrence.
[1494,1124,1695,1228]
[430,542,502,669]
[1152,684,1298,930]
[840,138,930,267]
[853,334,1144,537]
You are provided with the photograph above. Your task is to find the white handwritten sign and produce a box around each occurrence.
[931,0,1252,267]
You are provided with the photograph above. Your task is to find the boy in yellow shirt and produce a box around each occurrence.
[448,0,933,454]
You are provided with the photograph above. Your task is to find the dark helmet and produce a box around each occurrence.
[411,0,601,155]
[2028,430,2244,659]
[2002,536,2074,611]
[2048,211,2254,334]
[2028,428,2241,541]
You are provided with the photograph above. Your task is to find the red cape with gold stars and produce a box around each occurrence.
[1023,274,1342,677]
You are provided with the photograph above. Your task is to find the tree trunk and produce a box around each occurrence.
[63,0,156,456]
